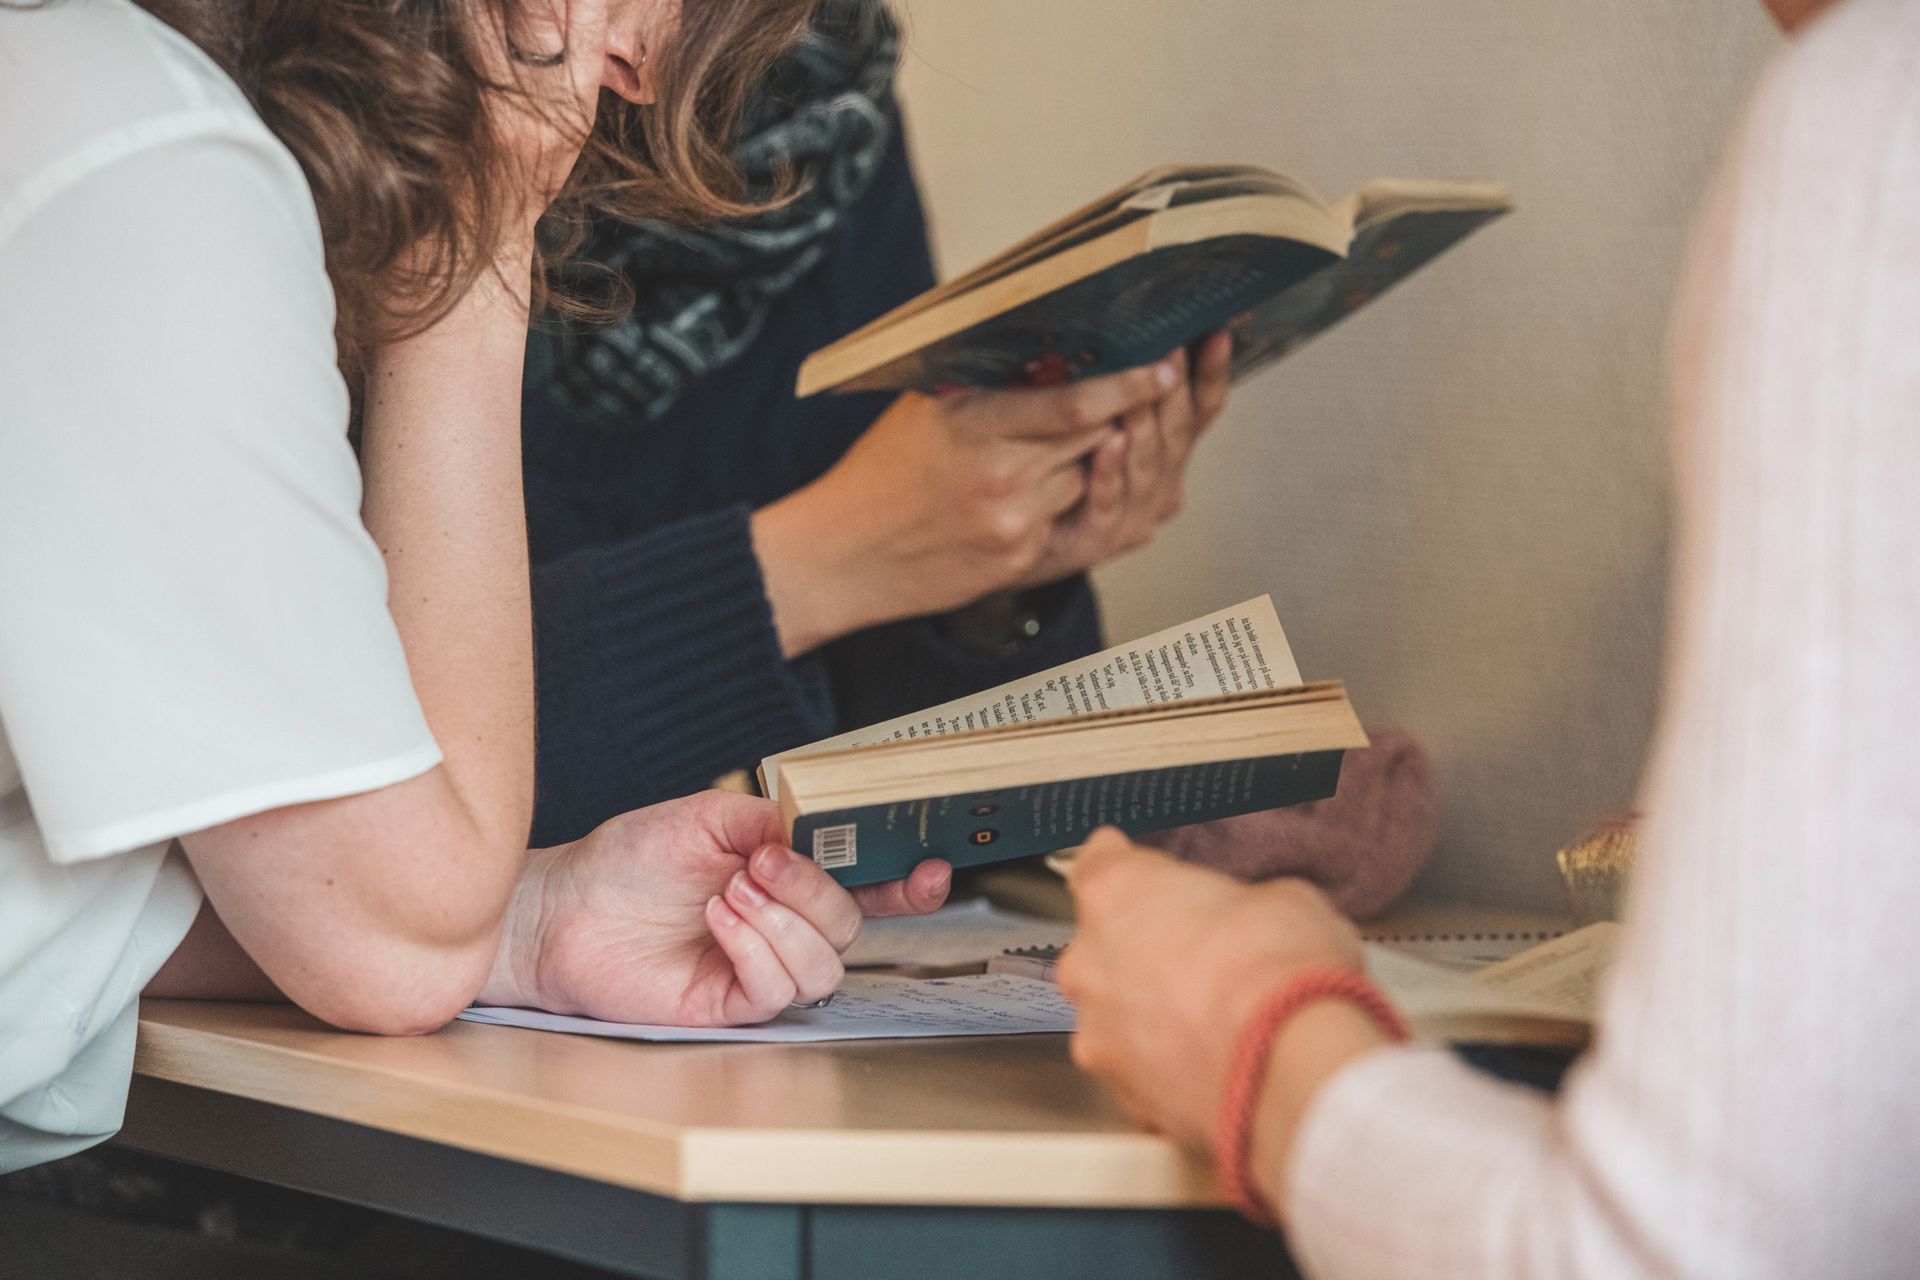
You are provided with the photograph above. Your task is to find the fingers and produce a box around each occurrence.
[1083,427,1130,522]
[747,845,863,951]
[1071,427,1131,551]
[1068,827,1195,922]
[987,356,1180,441]
[1119,400,1165,511]
[1034,453,1094,520]
[1028,429,1128,579]
[1067,826,1152,884]
[719,871,846,1006]
[851,860,954,918]
[1157,347,1201,461]
[1192,330,1233,425]
[706,896,799,1021]
[691,790,789,865]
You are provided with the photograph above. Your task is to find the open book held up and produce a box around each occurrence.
[796,166,1511,397]
[760,598,1368,888]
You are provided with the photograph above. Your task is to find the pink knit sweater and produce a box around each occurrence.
[1283,3,1920,1276]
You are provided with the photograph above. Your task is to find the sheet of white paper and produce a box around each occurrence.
[842,898,1075,969]
[459,973,1075,1043]
[761,595,1300,800]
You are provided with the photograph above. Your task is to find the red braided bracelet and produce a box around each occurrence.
[1212,967,1410,1226]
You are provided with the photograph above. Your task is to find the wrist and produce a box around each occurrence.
[1246,998,1394,1217]
[1213,968,1402,1225]
[752,487,891,658]
[478,846,559,1009]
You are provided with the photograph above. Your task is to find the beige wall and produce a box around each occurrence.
[896,1,1780,907]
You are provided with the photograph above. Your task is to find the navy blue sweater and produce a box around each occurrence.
[522,121,1102,847]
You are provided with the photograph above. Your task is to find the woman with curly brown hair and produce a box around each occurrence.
[0,0,1215,1174]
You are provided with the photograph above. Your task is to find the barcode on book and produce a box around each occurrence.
[811,823,858,871]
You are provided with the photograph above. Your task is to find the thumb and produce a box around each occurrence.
[700,790,789,858]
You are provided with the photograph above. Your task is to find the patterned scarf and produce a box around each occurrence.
[531,0,901,427]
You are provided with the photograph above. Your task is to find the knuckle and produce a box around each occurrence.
[828,904,863,951]
[986,506,1032,550]
[685,788,733,826]
[982,461,1022,499]
[981,512,1041,571]
[804,964,844,1004]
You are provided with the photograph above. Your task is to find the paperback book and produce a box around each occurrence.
[760,598,1368,888]
[796,166,1510,397]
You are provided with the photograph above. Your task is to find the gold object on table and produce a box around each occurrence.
[1556,814,1640,925]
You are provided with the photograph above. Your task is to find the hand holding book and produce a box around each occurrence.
[478,790,948,1025]
[763,597,1376,888]
[749,337,1231,659]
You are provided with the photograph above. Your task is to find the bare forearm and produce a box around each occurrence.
[751,489,885,658]
[359,248,538,854]
[165,253,544,1032]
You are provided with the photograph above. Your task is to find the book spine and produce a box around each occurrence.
[793,749,1345,888]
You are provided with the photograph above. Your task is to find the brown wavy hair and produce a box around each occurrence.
[122,0,819,379]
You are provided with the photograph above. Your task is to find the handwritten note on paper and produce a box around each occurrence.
[458,973,1076,1044]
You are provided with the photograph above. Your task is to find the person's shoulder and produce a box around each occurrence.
[0,0,302,248]
[1704,0,1920,301]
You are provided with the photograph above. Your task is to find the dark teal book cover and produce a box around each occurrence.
[853,205,1506,393]
[795,749,1345,889]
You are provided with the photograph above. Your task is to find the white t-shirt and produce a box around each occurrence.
[0,1,443,1171]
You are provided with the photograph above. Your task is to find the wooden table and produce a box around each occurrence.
[118,889,1569,1278]
[122,999,1292,1279]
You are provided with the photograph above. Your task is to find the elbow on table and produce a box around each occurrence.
[284,934,500,1038]
[297,968,486,1038]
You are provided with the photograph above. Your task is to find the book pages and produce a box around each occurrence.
[762,596,1300,800]
[1366,922,1622,1043]
[1471,922,1622,1019]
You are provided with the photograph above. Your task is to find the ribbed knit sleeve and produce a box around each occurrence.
[528,504,836,846]
[1279,7,1920,1276]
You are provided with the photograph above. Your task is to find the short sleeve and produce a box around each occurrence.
[0,129,441,863]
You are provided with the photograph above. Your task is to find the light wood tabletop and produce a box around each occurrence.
[130,886,1569,1220]
[133,998,1215,1210]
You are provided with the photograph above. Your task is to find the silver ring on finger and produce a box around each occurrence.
[508,42,568,67]
[790,993,836,1010]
